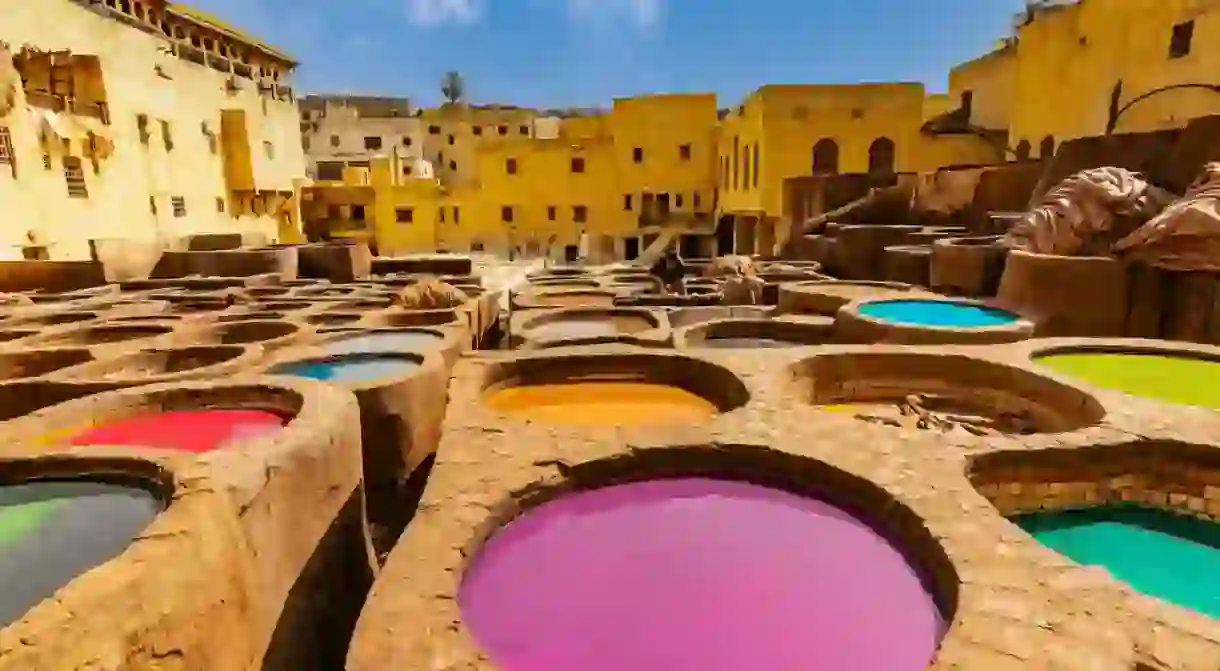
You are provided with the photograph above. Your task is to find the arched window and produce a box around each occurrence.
[811,138,839,174]
[1015,140,1031,161]
[867,137,895,175]
[1039,135,1056,160]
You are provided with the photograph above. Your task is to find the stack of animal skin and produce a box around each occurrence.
[394,277,468,309]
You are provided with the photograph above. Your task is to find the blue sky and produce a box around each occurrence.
[192,0,1028,108]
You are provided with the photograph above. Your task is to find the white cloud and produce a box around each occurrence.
[406,0,482,27]
[565,0,664,29]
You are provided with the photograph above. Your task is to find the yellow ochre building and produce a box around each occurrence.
[6,0,1220,263]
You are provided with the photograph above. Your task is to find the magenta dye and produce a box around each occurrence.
[459,478,945,671]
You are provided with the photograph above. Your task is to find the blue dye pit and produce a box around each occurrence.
[857,299,1017,328]
[323,331,444,355]
[271,355,420,383]
[1014,504,1220,618]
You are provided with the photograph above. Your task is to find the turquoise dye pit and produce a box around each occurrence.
[1014,504,1220,618]
[323,331,444,355]
[272,355,420,383]
[857,299,1018,328]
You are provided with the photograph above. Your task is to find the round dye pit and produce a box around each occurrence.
[702,336,799,349]
[323,330,444,355]
[1034,352,1220,409]
[1015,505,1220,618]
[460,478,944,671]
[0,480,162,626]
[527,316,654,341]
[271,354,421,383]
[68,409,286,453]
[485,382,717,425]
[856,299,1018,328]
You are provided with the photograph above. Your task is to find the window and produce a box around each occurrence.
[0,126,15,177]
[693,192,701,209]
[452,207,460,224]
[741,145,750,190]
[405,165,413,176]
[437,151,444,164]
[623,194,632,211]
[301,135,310,152]
[136,114,150,145]
[632,147,643,163]
[752,143,759,188]
[396,207,414,223]
[675,194,684,208]
[438,208,445,223]
[573,205,587,223]
[216,197,225,212]
[519,125,529,135]
[571,156,585,173]
[473,126,483,136]
[330,135,340,147]
[63,156,87,198]
[352,205,365,221]
[149,196,157,214]
[501,206,514,223]
[364,136,382,150]
[679,144,691,160]
[497,125,508,135]
[449,160,456,171]
[160,120,173,151]
[732,136,739,189]
[960,90,974,118]
[42,153,52,170]
[264,141,274,159]
[547,206,556,221]
[171,196,186,217]
[1170,20,1194,59]
[506,158,518,174]
[428,125,440,134]
[447,134,455,145]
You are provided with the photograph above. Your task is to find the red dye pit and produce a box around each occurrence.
[69,410,286,453]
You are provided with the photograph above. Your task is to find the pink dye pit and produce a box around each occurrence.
[459,477,946,671]
[69,409,286,453]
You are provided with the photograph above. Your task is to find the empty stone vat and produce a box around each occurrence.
[0,349,94,381]
[791,352,1104,435]
[198,320,303,349]
[32,324,175,351]
[677,317,840,349]
[837,298,1034,345]
[481,352,747,426]
[52,345,258,386]
[518,308,662,346]
[512,289,617,310]
[777,280,922,316]
[1032,342,1220,410]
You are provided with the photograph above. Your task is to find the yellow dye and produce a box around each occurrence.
[485,382,718,426]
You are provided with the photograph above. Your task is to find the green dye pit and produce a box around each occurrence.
[1035,352,1220,409]
[1015,504,1220,618]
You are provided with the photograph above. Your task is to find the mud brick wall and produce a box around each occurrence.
[0,261,105,292]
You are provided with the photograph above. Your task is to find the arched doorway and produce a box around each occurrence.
[811,138,839,174]
[1039,135,1056,160]
[867,137,895,175]
[1015,140,1031,161]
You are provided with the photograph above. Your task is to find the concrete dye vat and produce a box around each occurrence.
[1035,351,1220,409]
[484,382,717,425]
[0,480,161,626]
[1014,505,1220,619]
[322,330,445,355]
[271,354,422,383]
[857,299,1018,328]
[459,478,944,671]
[68,410,286,453]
